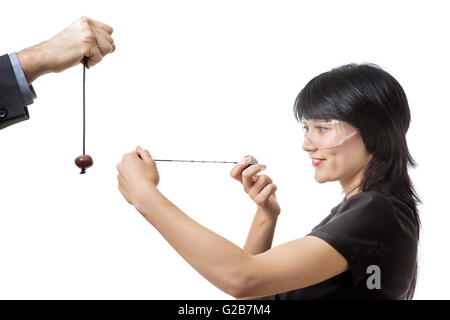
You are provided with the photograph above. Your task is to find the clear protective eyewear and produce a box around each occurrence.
[300,118,359,149]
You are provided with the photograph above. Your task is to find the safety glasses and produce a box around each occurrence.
[300,118,359,149]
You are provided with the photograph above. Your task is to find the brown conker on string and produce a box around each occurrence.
[75,155,93,174]
[76,57,92,175]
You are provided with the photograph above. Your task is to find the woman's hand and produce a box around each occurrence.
[230,155,281,217]
[116,146,160,207]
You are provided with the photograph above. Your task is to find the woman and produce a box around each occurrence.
[116,63,421,299]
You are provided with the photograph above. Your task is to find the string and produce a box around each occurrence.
[153,159,237,164]
[81,57,89,174]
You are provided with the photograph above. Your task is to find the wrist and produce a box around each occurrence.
[17,42,51,83]
[256,206,279,222]
[133,183,163,218]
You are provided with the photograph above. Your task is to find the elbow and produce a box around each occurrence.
[225,269,255,299]
[227,278,248,299]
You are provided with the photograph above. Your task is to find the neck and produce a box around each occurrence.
[341,170,365,200]
[340,154,373,200]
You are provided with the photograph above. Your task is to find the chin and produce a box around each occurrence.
[314,174,328,184]
[314,172,339,184]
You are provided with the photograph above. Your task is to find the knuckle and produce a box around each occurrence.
[80,46,89,57]
[83,30,96,43]
[254,196,264,206]
[94,55,103,63]
[78,17,91,30]
[101,44,112,55]
[79,16,89,23]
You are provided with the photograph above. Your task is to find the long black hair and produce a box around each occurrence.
[293,63,421,299]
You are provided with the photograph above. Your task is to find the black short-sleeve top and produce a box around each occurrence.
[275,191,418,300]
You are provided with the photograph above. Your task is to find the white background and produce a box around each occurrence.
[0,0,448,299]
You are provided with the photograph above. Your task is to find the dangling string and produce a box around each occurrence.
[74,58,93,174]
[81,57,89,174]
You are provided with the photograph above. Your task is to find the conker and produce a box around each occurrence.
[75,154,93,174]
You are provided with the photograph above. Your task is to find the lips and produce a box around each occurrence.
[311,158,326,167]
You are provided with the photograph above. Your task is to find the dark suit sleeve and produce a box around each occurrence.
[0,54,30,130]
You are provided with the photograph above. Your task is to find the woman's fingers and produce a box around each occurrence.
[248,174,273,199]
[242,164,266,192]
[229,155,257,182]
[254,183,277,207]
[229,154,278,214]
[135,146,154,164]
[230,154,277,204]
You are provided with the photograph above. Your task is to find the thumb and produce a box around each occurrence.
[136,146,154,164]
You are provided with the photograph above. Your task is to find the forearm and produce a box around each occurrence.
[238,208,278,300]
[134,186,252,297]
[243,207,278,255]
[17,42,51,84]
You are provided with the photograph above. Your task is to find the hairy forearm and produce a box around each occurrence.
[134,186,252,297]
[17,43,51,84]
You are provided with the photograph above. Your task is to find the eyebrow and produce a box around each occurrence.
[302,122,330,126]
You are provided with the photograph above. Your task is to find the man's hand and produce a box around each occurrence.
[17,16,115,84]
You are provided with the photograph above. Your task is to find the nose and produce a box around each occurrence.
[302,135,317,152]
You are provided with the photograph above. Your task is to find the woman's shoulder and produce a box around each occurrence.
[343,191,411,220]
[345,190,390,203]
[333,191,401,233]
[339,191,417,241]
[339,191,397,217]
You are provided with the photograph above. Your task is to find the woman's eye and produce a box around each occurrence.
[301,125,308,132]
[315,126,328,132]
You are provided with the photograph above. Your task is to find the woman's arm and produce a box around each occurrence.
[230,156,280,299]
[117,147,349,299]
[134,186,253,297]
[243,207,278,255]
[237,208,278,300]
[229,156,280,255]
[133,185,348,299]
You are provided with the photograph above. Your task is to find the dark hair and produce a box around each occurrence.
[293,63,421,299]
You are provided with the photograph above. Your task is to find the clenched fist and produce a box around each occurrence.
[17,16,115,83]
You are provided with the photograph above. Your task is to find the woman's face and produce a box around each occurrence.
[301,120,373,187]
